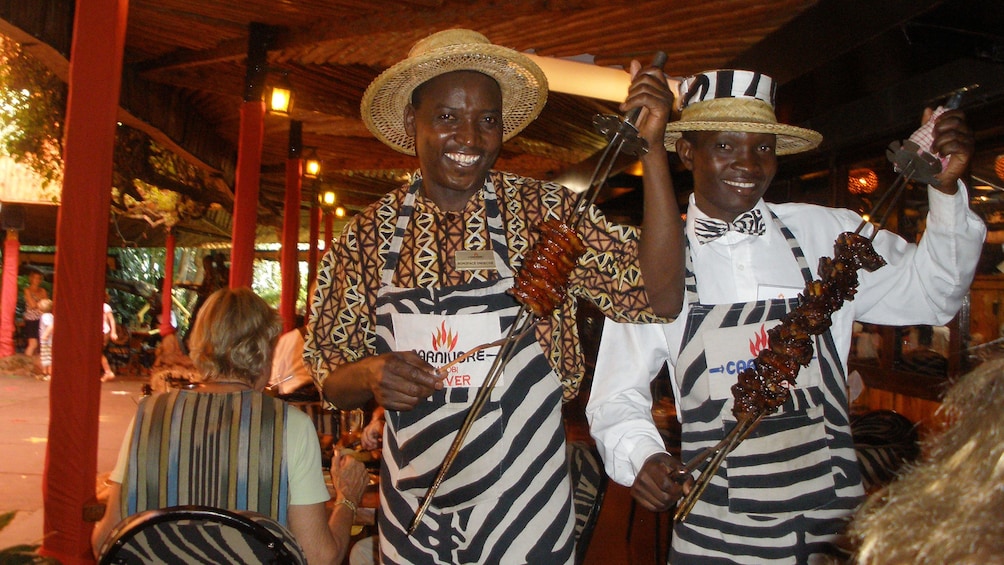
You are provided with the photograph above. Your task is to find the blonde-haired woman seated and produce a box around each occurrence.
[92,287,367,564]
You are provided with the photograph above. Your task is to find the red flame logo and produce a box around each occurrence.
[749,324,769,358]
[432,321,459,352]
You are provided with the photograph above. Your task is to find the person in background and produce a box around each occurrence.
[304,28,683,564]
[101,294,118,382]
[848,357,1004,564]
[269,314,320,400]
[359,406,385,452]
[853,322,882,360]
[588,68,985,563]
[37,298,54,381]
[91,288,368,564]
[22,269,48,358]
[183,252,229,348]
[349,406,385,565]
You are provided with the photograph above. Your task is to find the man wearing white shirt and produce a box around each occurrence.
[588,69,985,564]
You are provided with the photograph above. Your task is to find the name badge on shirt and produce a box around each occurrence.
[757,284,803,301]
[391,312,504,389]
[454,250,496,271]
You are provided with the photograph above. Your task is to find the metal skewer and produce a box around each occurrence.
[408,51,668,535]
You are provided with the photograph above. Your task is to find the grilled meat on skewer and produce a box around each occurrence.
[509,219,586,317]
[731,232,887,420]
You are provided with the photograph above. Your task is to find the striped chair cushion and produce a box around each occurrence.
[850,409,920,493]
[566,441,608,564]
[97,505,306,565]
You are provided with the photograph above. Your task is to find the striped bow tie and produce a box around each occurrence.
[693,209,766,244]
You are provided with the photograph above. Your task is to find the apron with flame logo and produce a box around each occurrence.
[374,178,574,564]
[670,211,864,563]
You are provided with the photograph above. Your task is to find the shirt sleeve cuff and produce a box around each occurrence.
[926,180,968,229]
[628,434,673,477]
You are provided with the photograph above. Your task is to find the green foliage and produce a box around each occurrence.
[0,511,61,564]
[252,258,309,312]
[106,249,305,335]
[0,37,65,186]
[110,247,166,328]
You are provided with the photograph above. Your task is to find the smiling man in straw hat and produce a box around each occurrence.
[588,68,986,563]
[304,29,684,563]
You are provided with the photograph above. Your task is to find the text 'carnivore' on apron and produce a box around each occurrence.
[374,178,575,565]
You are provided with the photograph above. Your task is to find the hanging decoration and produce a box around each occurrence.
[848,168,879,195]
[115,181,206,229]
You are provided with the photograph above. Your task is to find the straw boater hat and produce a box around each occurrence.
[360,29,549,156]
[664,69,822,156]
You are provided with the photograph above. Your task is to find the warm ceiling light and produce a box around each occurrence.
[335,206,346,218]
[848,168,879,195]
[304,158,321,179]
[995,154,1004,181]
[624,160,644,177]
[318,188,337,210]
[524,53,682,103]
[266,73,293,116]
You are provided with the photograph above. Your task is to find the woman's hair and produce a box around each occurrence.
[187,287,281,385]
[849,357,1004,564]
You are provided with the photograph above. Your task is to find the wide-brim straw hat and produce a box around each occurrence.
[361,29,548,156]
[664,69,822,156]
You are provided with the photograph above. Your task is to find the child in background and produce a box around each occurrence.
[38,298,53,381]
[101,295,118,382]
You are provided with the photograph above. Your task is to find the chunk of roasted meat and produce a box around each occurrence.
[834,232,887,272]
[731,232,886,420]
[509,219,586,317]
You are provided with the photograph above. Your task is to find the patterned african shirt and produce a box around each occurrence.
[304,170,661,401]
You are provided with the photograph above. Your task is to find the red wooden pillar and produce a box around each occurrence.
[42,0,128,562]
[229,23,274,289]
[159,230,175,335]
[0,229,20,357]
[280,122,303,332]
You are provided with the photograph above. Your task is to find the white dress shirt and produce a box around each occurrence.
[269,329,316,395]
[588,184,986,486]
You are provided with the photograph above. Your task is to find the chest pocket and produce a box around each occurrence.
[387,384,505,511]
[722,387,836,516]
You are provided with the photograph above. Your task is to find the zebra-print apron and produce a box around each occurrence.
[375,178,575,564]
[671,212,864,564]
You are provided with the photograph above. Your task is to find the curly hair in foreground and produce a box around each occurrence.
[849,357,1004,564]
